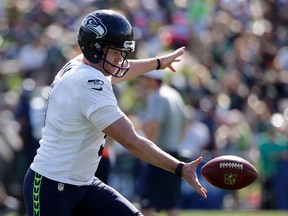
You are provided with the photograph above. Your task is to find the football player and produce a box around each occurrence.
[22,9,207,216]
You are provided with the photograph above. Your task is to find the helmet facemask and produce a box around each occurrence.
[100,45,132,78]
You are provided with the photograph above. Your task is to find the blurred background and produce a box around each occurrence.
[0,0,288,215]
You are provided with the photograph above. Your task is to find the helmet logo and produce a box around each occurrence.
[123,41,135,52]
[82,16,107,39]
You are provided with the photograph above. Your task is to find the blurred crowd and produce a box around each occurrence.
[1,0,288,215]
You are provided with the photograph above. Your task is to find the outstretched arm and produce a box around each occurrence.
[111,47,185,84]
[102,114,207,198]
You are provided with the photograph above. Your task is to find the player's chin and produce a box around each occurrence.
[105,66,118,76]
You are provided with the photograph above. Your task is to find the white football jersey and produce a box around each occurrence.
[31,55,124,186]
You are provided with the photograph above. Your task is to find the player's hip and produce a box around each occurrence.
[22,168,142,216]
[23,168,89,215]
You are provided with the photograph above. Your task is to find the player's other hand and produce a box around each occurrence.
[182,156,207,199]
[158,46,185,72]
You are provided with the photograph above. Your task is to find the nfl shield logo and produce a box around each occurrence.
[224,173,237,185]
[58,183,65,191]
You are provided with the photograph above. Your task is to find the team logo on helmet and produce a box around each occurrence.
[123,41,135,52]
[82,15,107,39]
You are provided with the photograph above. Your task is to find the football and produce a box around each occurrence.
[200,155,258,190]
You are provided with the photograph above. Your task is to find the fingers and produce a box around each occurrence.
[161,46,185,72]
[192,156,207,198]
[191,178,207,198]
[172,47,185,59]
[194,180,207,198]
[203,187,207,194]
[168,65,176,72]
[200,186,207,198]
[175,46,185,54]
[194,156,203,165]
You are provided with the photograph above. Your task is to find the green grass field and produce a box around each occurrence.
[158,210,288,216]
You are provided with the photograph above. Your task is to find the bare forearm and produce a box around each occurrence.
[127,135,180,174]
[102,115,179,172]
[102,116,207,198]
[111,46,185,84]
[128,135,207,198]
[112,58,158,84]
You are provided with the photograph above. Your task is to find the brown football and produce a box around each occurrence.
[200,155,258,190]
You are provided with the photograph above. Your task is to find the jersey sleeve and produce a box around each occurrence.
[89,105,124,131]
[74,75,118,120]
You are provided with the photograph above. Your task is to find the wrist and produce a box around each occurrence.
[155,56,161,70]
[175,162,184,178]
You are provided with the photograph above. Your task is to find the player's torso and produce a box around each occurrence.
[31,55,114,185]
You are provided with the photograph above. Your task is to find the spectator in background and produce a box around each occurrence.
[273,139,288,210]
[14,79,48,215]
[14,79,47,166]
[0,107,23,214]
[257,127,287,209]
[179,107,210,160]
[17,37,47,79]
[138,70,188,216]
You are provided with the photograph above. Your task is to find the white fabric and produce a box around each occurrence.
[31,55,124,186]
